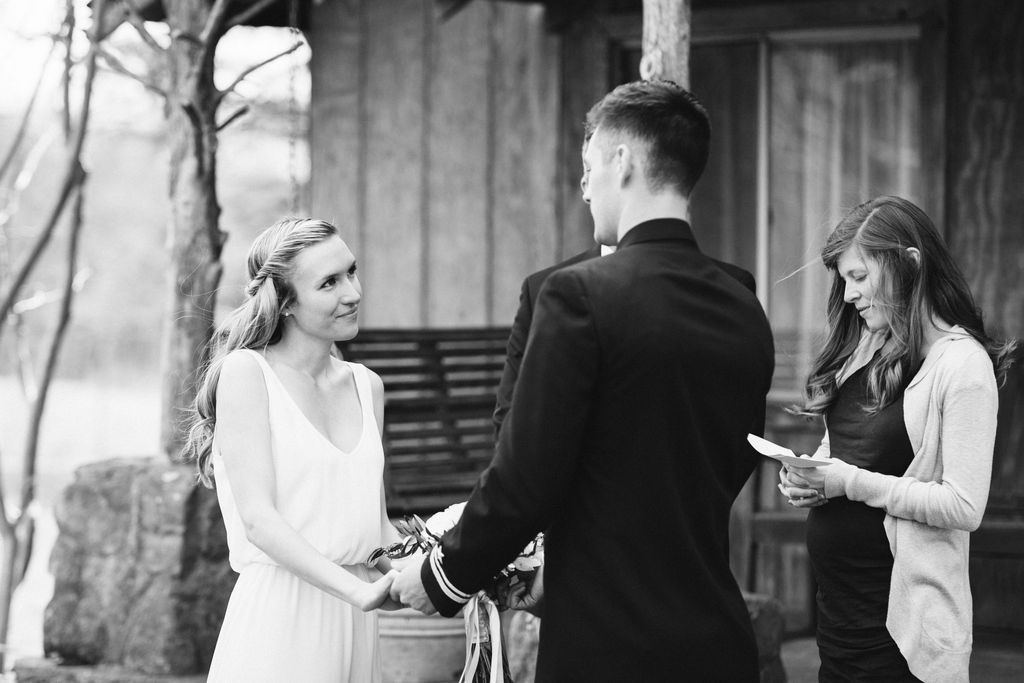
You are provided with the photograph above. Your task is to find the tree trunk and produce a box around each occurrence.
[641,0,692,87]
[159,2,227,458]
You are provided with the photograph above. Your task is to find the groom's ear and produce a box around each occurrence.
[615,143,634,187]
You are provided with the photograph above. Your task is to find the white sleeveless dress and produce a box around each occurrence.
[207,349,391,682]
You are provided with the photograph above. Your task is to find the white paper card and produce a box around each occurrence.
[746,433,832,468]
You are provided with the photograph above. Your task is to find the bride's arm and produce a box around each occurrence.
[217,351,395,610]
[367,368,402,566]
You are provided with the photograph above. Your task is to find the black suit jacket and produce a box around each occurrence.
[492,246,602,433]
[422,219,774,681]
[493,245,758,434]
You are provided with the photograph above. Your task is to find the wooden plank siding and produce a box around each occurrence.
[558,8,613,258]
[945,0,1024,640]
[491,3,561,322]
[364,1,428,325]
[309,0,362,262]
[427,2,491,325]
[309,0,562,328]
[307,0,1024,642]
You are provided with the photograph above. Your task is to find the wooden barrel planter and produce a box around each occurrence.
[380,608,466,682]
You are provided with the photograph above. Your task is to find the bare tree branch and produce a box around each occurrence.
[200,0,233,46]
[0,2,102,668]
[61,0,74,138]
[122,0,166,53]
[12,270,90,315]
[179,101,206,176]
[0,127,61,245]
[13,316,37,400]
[216,105,250,131]
[226,0,279,32]
[9,184,86,590]
[0,26,101,348]
[217,41,303,104]
[0,161,83,345]
[0,41,57,183]
[12,513,34,595]
[22,179,86,521]
[98,47,168,99]
[169,28,202,47]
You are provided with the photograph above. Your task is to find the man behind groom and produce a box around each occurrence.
[394,80,774,682]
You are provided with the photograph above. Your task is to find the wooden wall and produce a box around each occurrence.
[308,0,561,328]
[945,0,1024,640]
[305,0,1024,641]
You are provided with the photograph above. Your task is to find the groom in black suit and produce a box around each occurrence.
[494,139,756,438]
[394,80,774,682]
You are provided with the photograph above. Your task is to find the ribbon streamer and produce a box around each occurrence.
[459,594,507,683]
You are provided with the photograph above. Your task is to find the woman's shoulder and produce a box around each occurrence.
[336,358,384,395]
[932,332,989,363]
[220,348,268,389]
[222,347,262,370]
[929,334,996,385]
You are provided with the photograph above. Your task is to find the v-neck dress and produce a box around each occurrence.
[207,349,389,682]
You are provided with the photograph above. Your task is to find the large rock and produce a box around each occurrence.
[42,457,235,675]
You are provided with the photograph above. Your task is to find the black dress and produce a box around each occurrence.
[805,359,921,682]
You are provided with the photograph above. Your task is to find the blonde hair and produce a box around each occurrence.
[182,218,341,486]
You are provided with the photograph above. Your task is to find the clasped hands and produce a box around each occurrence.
[777,462,829,508]
[355,556,432,613]
[373,554,546,617]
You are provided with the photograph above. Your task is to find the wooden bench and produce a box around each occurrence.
[336,327,511,515]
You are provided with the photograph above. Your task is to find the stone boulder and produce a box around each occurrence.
[42,457,235,675]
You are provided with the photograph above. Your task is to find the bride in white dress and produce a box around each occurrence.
[182,218,402,682]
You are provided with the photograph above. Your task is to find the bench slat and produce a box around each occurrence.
[337,327,512,515]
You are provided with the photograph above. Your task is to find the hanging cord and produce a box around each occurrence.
[287,0,301,215]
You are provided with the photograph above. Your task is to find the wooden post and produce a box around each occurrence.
[641,0,692,87]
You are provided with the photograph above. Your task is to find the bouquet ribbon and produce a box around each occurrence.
[460,593,505,683]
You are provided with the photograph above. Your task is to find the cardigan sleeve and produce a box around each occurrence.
[822,346,997,532]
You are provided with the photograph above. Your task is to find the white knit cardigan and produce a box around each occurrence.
[815,328,998,683]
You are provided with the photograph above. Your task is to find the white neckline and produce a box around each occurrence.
[246,349,367,455]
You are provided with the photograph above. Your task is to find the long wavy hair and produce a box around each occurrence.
[802,196,1016,415]
[182,217,341,486]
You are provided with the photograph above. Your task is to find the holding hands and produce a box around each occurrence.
[359,569,405,611]
[389,555,437,614]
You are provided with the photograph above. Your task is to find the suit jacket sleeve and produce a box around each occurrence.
[492,277,533,435]
[738,269,756,294]
[422,269,599,615]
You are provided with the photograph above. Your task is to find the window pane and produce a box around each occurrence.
[769,39,921,395]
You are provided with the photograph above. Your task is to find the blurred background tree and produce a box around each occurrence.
[0,0,308,665]
[0,0,98,667]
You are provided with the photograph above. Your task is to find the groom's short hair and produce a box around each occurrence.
[586,80,711,197]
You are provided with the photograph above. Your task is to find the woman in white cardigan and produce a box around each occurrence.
[779,196,1016,683]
